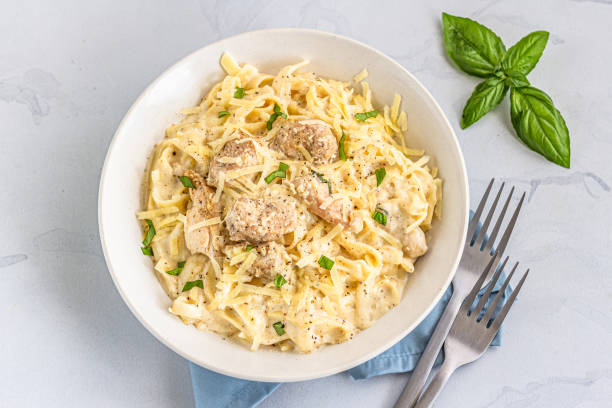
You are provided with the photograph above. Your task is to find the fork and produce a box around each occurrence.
[414,256,529,407]
[395,179,525,408]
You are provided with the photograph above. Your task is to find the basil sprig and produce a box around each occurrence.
[442,12,570,168]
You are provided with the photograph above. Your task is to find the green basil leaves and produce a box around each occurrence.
[442,12,506,77]
[510,86,570,168]
[461,77,508,129]
[442,12,570,168]
[502,31,549,76]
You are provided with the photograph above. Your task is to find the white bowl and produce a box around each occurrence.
[98,28,468,382]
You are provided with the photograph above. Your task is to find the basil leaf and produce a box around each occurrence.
[504,71,530,88]
[318,255,334,270]
[273,274,287,288]
[311,170,332,194]
[375,168,386,186]
[273,321,285,335]
[502,31,549,76]
[182,280,204,292]
[510,86,570,168]
[264,170,285,184]
[265,162,289,184]
[234,87,244,98]
[442,12,506,77]
[245,245,254,252]
[355,110,378,122]
[166,261,186,276]
[141,246,153,256]
[218,111,230,118]
[372,210,387,226]
[178,176,195,188]
[266,104,287,130]
[142,219,156,247]
[338,131,347,161]
[461,77,509,129]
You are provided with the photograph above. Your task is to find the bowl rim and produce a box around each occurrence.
[98,27,469,382]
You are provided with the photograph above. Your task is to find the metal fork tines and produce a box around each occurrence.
[414,256,529,408]
[395,179,526,408]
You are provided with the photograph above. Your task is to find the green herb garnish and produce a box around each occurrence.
[312,170,332,194]
[182,280,204,292]
[375,168,386,186]
[266,103,287,130]
[234,87,244,98]
[141,246,153,256]
[338,131,347,161]
[218,111,230,118]
[264,162,290,184]
[318,255,334,270]
[245,245,255,252]
[166,261,186,276]
[178,176,195,188]
[442,12,569,168]
[372,209,387,226]
[354,110,378,122]
[274,274,287,288]
[142,219,156,247]
[273,321,285,336]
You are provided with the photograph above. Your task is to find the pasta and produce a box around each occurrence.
[138,53,441,352]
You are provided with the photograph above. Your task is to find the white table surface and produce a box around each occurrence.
[2,0,611,407]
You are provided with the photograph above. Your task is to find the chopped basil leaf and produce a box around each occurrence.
[142,219,156,247]
[273,321,285,335]
[312,170,332,194]
[375,168,386,186]
[355,110,378,122]
[266,104,287,130]
[372,210,387,225]
[166,261,186,276]
[264,170,285,184]
[182,279,203,292]
[318,255,335,270]
[274,274,287,288]
[234,87,244,98]
[245,245,254,252]
[178,176,195,188]
[338,131,347,161]
[265,162,290,184]
[218,111,230,118]
[141,246,153,256]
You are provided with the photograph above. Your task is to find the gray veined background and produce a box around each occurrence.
[1,0,611,407]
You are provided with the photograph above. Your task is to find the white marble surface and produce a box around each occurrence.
[1,0,611,407]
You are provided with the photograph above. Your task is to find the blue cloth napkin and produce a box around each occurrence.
[190,211,512,407]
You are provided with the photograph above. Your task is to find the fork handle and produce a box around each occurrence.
[394,288,463,408]
[413,355,458,408]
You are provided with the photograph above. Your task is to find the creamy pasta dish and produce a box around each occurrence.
[138,53,441,352]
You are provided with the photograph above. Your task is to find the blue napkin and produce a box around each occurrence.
[189,211,512,407]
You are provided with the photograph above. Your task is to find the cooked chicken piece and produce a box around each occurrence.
[207,131,258,187]
[250,242,290,282]
[183,170,222,256]
[271,120,338,164]
[225,196,297,243]
[292,174,352,226]
[383,202,428,258]
[402,227,428,258]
